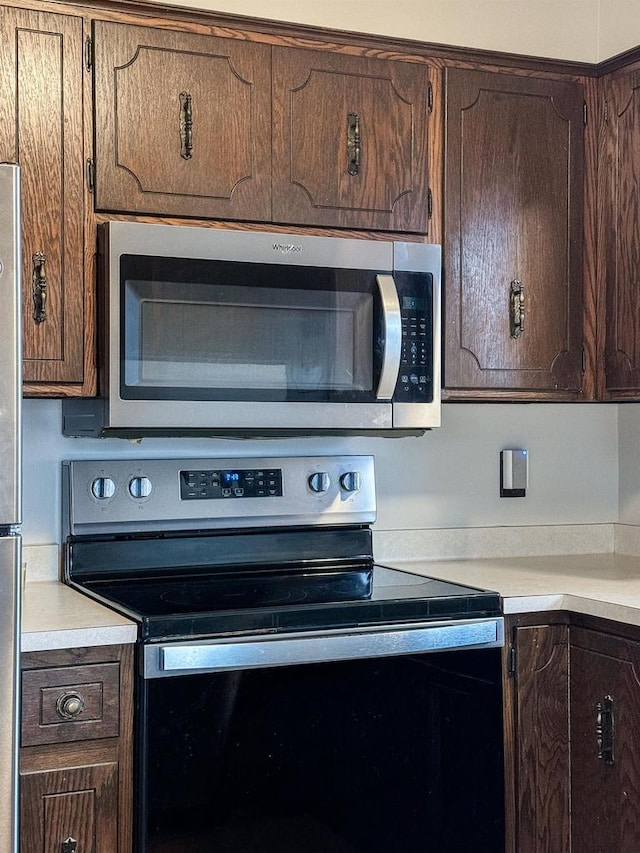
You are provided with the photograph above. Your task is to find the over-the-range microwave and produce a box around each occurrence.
[62,222,441,437]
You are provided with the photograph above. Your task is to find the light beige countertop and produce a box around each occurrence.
[383,553,640,627]
[22,581,137,653]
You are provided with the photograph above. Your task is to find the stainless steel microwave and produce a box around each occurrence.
[63,222,441,437]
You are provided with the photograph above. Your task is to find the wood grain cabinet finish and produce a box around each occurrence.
[272,47,430,232]
[505,616,640,853]
[22,661,120,747]
[602,67,640,396]
[21,762,119,853]
[0,5,86,389]
[92,20,272,222]
[444,67,585,398]
[570,627,640,853]
[20,645,134,853]
[507,621,571,853]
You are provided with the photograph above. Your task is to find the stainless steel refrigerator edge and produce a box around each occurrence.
[0,163,22,853]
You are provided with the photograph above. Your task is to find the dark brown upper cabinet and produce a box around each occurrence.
[92,20,273,221]
[443,67,585,399]
[93,24,431,233]
[0,5,86,390]
[271,47,431,232]
[602,66,640,397]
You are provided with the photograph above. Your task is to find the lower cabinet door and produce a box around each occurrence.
[511,623,571,853]
[20,762,118,853]
[570,628,640,853]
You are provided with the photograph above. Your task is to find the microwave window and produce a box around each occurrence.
[123,281,374,396]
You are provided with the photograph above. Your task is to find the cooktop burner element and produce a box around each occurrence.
[62,456,502,644]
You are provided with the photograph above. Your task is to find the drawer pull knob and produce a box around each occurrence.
[61,837,77,853]
[56,692,85,720]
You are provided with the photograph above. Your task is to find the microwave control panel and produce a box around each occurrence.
[395,273,433,402]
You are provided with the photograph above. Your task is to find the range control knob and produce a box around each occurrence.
[308,472,331,493]
[129,476,152,499]
[91,476,115,500]
[340,471,362,493]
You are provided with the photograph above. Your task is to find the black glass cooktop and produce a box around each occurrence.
[65,527,501,642]
[68,564,500,642]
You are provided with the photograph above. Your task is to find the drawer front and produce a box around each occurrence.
[21,662,120,746]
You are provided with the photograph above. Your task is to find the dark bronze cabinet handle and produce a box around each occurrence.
[596,694,614,764]
[509,280,524,339]
[179,92,193,160]
[56,691,85,720]
[32,252,47,325]
[61,838,77,853]
[347,112,360,176]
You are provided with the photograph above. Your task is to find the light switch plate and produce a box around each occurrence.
[500,449,528,498]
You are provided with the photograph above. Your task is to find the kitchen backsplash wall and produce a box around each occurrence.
[617,405,640,525]
[23,399,618,546]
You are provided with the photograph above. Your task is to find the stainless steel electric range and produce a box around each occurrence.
[63,455,505,853]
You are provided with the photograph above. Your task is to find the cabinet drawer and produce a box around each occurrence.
[21,662,120,746]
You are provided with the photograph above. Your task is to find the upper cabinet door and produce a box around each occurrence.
[92,21,272,221]
[603,69,640,397]
[444,68,584,398]
[272,48,430,232]
[0,6,85,387]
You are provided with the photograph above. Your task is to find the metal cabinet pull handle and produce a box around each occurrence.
[61,837,77,853]
[56,691,85,720]
[179,92,193,160]
[509,280,524,339]
[347,112,360,176]
[596,694,614,764]
[32,252,47,325]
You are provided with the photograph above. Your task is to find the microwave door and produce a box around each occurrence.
[375,274,402,400]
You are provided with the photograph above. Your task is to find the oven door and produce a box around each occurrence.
[136,625,505,852]
[103,222,412,431]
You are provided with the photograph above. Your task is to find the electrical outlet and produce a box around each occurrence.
[500,449,528,498]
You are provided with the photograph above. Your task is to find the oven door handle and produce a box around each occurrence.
[146,618,504,678]
[375,274,402,400]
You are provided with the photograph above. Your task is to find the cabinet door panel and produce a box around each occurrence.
[93,20,272,221]
[0,7,85,385]
[273,48,429,232]
[444,68,584,395]
[512,624,570,853]
[570,629,640,852]
[20,762,118,853]
[603,70,640,395]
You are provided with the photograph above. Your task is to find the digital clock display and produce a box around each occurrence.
[402,296,425,311]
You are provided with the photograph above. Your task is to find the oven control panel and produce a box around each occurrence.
[180,468,283,500]
[63,455,376,535]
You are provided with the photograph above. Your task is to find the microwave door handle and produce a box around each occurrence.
[375,274,402,400]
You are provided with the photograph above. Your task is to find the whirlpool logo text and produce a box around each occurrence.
[272,243,302,254]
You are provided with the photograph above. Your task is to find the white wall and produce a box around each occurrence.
[147,0,601,61]
[145,0,640,62]
[598,1,640,60]
[618,405,640,524]
[23,400,619,546]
